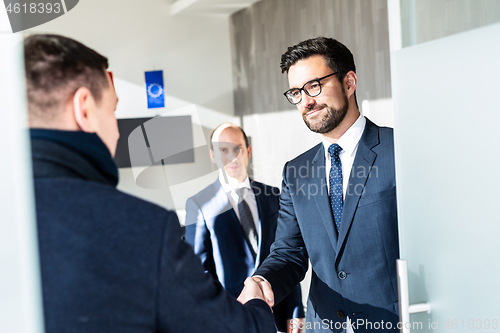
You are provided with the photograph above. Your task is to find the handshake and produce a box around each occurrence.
[238,278,306,333]
[236,276,275,306]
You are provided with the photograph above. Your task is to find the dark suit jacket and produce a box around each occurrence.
[31,129,275,333]
[255,119,399,332]
[184,179,304,332]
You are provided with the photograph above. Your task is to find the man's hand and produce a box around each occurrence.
[237,276,274,307]
[237,277,265,304]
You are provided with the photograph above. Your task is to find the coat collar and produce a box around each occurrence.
[30,129,119,186]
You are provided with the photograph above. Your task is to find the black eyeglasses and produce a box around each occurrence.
[283,72,338,105]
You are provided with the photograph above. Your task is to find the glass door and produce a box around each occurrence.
[0,34,45,333]
[388,1,500,331]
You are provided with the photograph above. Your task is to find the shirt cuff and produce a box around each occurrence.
[252,275,269,283]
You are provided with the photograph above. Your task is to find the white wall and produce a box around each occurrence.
[25,0,240,210]
[361,98,394,128]
[243,109,319,188]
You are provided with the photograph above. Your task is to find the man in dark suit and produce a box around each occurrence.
[240,37,399,332]
[25,34,275,333]
[184,123,305,332]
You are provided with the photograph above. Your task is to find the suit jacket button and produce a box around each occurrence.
[338,271,347,279]
[337,311,345,318]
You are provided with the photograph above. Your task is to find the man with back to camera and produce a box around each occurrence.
[184,123,306,333]
[25,33,276,333]
[239,37,399,332]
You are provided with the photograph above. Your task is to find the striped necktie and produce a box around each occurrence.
[235,188,258,260]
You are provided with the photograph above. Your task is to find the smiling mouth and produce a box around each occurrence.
[306,107,323,116]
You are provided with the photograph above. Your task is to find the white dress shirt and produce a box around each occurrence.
[218,173,262,267]
[322,115,366,199]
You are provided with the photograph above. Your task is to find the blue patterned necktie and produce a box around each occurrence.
[328,144,343,233]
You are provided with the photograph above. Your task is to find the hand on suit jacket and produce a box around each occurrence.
[238,276,275,307]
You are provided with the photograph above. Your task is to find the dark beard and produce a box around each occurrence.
[302,94,349,134]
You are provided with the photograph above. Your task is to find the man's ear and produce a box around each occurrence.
[247,145,252,158]
[344,71,357,98]
[73,87,95,133]
[210,149,216,164]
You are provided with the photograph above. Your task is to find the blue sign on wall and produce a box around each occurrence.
[145,70,165,109]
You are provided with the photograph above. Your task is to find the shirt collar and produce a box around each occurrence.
[322,114,366,158]
[218,172,251,193]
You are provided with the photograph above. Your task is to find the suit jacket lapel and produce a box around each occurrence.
[210,180,249,257]
[198,180,233,220]
[336,119,379,255]
[311,144,339,250]
[251,180,267,260]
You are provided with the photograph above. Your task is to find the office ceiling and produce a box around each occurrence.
[170,0,261,16]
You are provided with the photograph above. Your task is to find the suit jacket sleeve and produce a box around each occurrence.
[158,211,275,333]
[282,285,305,318]
[272,284,305,332]
[184,197,217,278]
[254,162,309,304]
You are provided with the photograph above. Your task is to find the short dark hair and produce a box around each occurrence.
[210,123,250,150]
[24,34,109,122]
[280,37,356,75]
